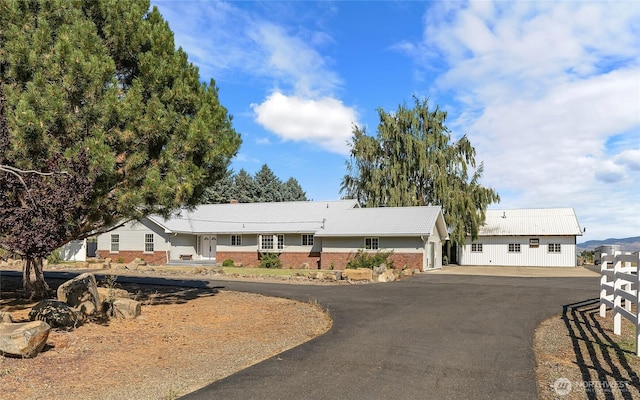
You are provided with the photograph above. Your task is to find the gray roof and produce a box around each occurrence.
[479,208,583,236]
[316,206,448,238]
[148,200,359,234]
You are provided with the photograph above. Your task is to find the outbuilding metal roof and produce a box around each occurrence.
[479,208,583,236]
[315,206,447,238]
[148,200,359,234]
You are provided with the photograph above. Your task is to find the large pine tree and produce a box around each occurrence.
[341,97,499,245]
[0,0,241,298]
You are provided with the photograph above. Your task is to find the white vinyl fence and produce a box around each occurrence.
[599,252,640,356]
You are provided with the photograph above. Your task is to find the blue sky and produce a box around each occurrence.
[153,1,640,241]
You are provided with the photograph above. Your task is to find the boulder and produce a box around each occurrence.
[97,287,130,304]
[0,311,13,323]
[0,320,51,358]
[110,298,141,319]
[29,300,79,329]
[57,273,101,317]
[373,264,387,275]
[342,268,373,282]
[401,268,414,276]
[377,270,396,283]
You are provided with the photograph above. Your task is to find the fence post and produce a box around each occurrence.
[600,253,610,318]
[613,256,622,335]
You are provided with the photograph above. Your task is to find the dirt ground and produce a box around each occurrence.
[534,300,640,399]
[0,276,331,400]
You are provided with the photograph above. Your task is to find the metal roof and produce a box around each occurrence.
[315,206,447,238]
[148,200,359,234]
[479,208,583,236]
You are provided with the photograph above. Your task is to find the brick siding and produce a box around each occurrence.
[96,250,166,265]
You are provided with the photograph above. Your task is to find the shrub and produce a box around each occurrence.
[347,249,394,270]
[47,249,62,265]
[222,259,235,267]
[259,253,282,269]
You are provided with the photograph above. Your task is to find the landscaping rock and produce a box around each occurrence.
[373,264,387,275]
[0,311,13,323]
[377,270,396,283]
[56,273,101,317]
[29,300,79,329]
[342,268,373,281]
[0,320,51,358]
[97,287,131,304]
[111,298,141,319]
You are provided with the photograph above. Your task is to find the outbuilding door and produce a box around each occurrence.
[201,236,217,261]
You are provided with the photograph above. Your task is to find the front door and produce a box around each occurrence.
[201,236,217,261]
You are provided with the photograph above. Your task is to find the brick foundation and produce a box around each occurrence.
[96,250,167,266]
[216,251,321,269]
[320,252,424,270]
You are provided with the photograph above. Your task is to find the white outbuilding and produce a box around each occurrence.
[458,208,583,267]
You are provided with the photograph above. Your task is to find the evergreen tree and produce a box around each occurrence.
[0,0,240,298]
[254,164,283,202]
[282,177,308,201]
[341,97,499,245]
[233,169,257,203]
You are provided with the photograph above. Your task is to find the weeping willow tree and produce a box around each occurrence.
[341,97,500,246]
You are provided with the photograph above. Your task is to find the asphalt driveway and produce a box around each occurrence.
[177,272,598,400]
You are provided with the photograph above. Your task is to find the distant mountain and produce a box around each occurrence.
[578,236,640,252]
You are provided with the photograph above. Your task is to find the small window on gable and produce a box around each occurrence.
[110,234,119,253]
[144,234,154,253]
[529,238,539,248]
[471,243,483,252]
[302,234,314,246]
[365,237,379,250]
[231,235,242,246]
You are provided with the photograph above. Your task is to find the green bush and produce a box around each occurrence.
[222,259,235,267]
[259,253,282,269]
[347,249,394,269]
[47,249,62,265]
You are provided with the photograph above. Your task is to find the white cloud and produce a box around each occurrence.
[403,1,640,239]
[153,1,359,156]
[251,92,357,155]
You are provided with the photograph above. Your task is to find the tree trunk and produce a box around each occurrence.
[22,257,50,300]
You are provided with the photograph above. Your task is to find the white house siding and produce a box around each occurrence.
[96,219,167,264]
[459,235,577,267]
[167,234,197,261]
[320,236,434,271]
[60,240,87,261]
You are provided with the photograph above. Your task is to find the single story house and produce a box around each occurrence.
[458,208,583,267]
[95,200,449,271]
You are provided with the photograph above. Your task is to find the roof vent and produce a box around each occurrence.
[502,211,506,218]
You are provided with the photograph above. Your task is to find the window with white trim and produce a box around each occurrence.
[231,235,242,246]
[259,234,284,251]
[471,243,483,252]
[508,243,521,253]
[548,243,561,253]
[110,234,119,253]
[365,237,379,250]
[144,234,154,253]
[260,235,274,250]
[302,234,314,246]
